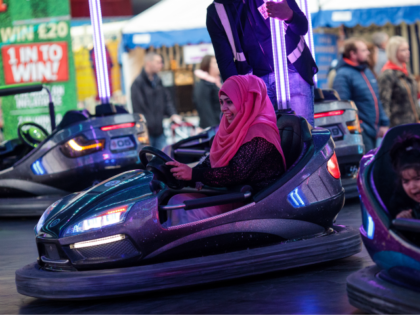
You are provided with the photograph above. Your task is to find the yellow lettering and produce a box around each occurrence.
[1,27,13,42]
[38,23,47,39]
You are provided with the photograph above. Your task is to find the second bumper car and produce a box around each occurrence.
[16,113,361,299]
[0,84,149,216]
[347,124,420,314]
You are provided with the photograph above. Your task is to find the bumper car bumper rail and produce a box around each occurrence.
[347,265,420,314]
[16,225,361,300]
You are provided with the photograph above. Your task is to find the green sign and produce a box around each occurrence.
[0,0,77,140]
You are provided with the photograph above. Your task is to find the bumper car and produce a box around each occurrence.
[346,124,420,314]
[314,89,364,199]
[0,84,149,217]
[164,89,365,200]
[16,112,361,300]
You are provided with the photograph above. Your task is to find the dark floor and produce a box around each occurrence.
[0,198,371,314]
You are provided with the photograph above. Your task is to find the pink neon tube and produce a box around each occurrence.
[88,0,111,104]
[270,4,290,110]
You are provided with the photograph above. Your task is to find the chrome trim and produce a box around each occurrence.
[41,256,69,264]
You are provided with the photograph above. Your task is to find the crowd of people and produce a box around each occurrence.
[129,2,419,157]
[330,33,420,152]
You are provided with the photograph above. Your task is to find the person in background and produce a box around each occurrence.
[193,55,222,129]
[206,0,318,126]
[367,42,378,77]
[131,52,182,150]
[378,36,420,128]
[333,38,389,152]
[372,32,389,77]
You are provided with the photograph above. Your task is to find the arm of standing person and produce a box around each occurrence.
[332,71,352,101]
[206,5,238,82]
[162,84,182,123]
[376,74,390,136]
[378,71,393,121]
[266,0,308,36]
[130,80,147,114]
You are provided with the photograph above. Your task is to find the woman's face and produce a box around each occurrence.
[401,168,420,203]
[397,42,410,64]
[209,57,220,77]
[220,95,238,124]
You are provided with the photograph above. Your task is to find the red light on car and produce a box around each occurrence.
[314,110,345,119]
[101,122,135,131]
[327,152,341,179]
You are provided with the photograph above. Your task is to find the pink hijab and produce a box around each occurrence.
[210,75,286,169]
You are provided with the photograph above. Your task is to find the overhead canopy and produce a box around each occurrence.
[310,0,420,28]
[122,0,213,50]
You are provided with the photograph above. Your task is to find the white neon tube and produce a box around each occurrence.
[298,0,317,85]
[88,0,111,104]
[270,6,290,110]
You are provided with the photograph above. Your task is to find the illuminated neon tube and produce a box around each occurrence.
[298,0,317,85]
[270,5,290,110]
[88,0,111,104]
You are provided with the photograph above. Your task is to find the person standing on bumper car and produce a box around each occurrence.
[206,0,318,126]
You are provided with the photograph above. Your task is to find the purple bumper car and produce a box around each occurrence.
[347,124,420,313]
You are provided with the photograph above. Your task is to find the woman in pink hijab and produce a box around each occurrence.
[165,75,286,227]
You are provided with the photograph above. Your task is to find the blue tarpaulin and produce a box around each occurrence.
[123,28,210,51]
[312,5,420,28]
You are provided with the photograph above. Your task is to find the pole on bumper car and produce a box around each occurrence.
[88,0,111,105]
[269,1,290,111]
[298,0,317,85]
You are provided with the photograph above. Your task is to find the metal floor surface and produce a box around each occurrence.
[0,198,370,314]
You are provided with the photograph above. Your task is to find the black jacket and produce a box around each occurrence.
[131,69,177,137]
[193,79,221,129]
[207,0,318,85]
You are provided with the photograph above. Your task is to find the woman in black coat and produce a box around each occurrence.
[193,55,222,129]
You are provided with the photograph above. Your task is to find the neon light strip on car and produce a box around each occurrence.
[100,122,136,131]
[314,110,345,119]
[88,0,111,104]
[72,234,125,249]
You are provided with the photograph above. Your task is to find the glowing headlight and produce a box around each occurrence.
[63,204,132,237]
[35,199,62,235]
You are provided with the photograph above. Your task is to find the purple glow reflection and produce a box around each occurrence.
[270,2,290,110]
[298,0,317,85]
[88,0,111,104]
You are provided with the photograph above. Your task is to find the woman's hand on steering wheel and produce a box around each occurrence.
[166,161,192,181]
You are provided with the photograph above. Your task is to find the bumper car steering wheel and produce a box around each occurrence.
[18,122,49,148]
[140,146,184,190]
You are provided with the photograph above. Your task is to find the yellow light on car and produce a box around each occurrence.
[61,136,106,158]
[68,139,104,151]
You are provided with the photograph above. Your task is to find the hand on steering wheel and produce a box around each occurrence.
[166,161,192,181]
[139,146,184,189]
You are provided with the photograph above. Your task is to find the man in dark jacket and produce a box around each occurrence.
[131,52,181,149]
[206,0,318,126]
[333,38,390,152]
